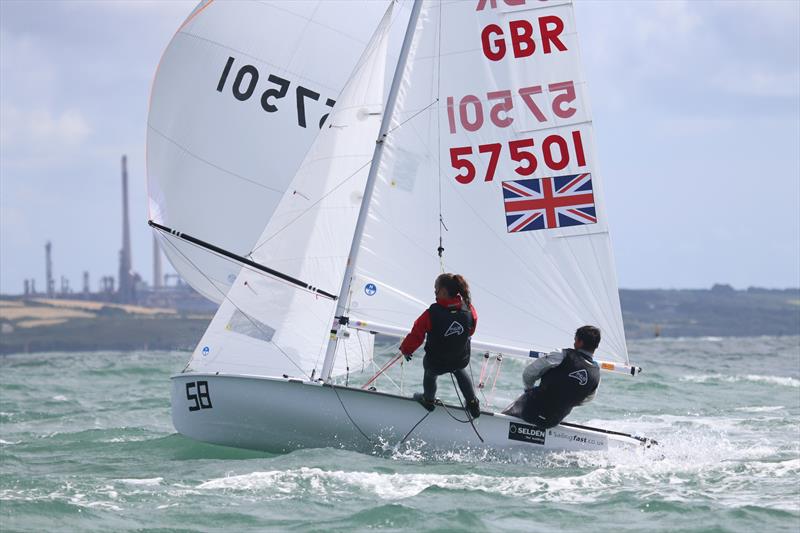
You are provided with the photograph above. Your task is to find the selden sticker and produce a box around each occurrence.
[508,422,546,445]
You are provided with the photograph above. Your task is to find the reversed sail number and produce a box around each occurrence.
[446,81,578,134]
[216,56,335,129]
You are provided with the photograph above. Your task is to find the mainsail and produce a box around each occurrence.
[181,4,396,378]
[171,0,630,379]
[346,0,629,364]
[147,0,389,302]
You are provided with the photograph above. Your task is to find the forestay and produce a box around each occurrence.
[183,5,395,378]
[147,0,389,302]
[346,0,629,364]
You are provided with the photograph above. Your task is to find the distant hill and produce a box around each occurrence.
[1,287,798,354]
[620,285,800,339]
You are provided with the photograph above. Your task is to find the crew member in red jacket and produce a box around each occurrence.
[400,273,480,418]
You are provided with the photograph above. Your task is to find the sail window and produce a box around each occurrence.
[226,309,275,343]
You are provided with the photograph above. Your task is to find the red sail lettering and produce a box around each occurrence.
[481,24,506,61]
[509,20,535,58]
[475,0,526,11]
[539,15,567,53]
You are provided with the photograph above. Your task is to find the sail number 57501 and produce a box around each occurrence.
[216,56,335,129]
[450,130,586,184]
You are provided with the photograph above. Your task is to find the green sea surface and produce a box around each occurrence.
[1,336,799,532]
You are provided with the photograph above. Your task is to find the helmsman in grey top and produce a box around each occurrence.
[503,326,602,428]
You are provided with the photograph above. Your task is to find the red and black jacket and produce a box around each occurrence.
[400,295,477,374]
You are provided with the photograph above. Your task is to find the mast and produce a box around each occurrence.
[320,0,425,382]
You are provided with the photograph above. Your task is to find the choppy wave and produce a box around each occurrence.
[682,374,800,387]
[2,340,800,531]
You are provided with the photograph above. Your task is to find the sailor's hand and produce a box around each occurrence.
[403,352,413,362]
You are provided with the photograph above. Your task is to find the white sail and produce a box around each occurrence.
[183,4,395,378]
[347,0,629,364]
[147,0,390,302]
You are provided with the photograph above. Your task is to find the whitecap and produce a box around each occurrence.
[116,477,163,486]
[198,467,627,503]
[734,406,785,412]
[681,374,799,387]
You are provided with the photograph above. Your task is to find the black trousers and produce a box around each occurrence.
[423,367,476,403]
[501,388,567,429]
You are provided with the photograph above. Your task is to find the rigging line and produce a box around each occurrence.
[248,159,372,254]
[362,352,403,390]
[436,0,445,272]
[343,337,350,387]
[386,99,439,136]
[449,373,484,443]
[398,410,432,446]
[330,384,373,444]
[157,233,312,380]
[441,403,470,424]
[468,360,489,406]
[356,330,367,373]
[150,221,337,300]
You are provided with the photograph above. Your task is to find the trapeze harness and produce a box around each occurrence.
[422,301,473,375]
[517,348,600,428]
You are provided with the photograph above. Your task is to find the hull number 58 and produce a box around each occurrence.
[186,381,213,412]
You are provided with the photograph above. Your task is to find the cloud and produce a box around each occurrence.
[1,105,91,147]
[0,104,92,173]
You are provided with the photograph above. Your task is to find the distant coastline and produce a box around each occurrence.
[1,285,798,355]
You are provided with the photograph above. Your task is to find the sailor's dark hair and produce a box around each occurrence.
[436,273,472,307]
[575,325,601,352]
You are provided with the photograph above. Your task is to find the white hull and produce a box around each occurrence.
[171,373,648,455]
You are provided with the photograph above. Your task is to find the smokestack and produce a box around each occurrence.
[45,241,54,298]
[83,271,90,294]
[153,234,162,289]
[60,276,70,294]
[118,155,133,303]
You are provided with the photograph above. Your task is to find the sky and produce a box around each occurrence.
[0,0,798,294]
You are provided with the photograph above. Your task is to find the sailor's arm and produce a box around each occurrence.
[399,310,431,356]
[522,350,565,390]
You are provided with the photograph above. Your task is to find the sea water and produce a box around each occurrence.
[1,336,798,532]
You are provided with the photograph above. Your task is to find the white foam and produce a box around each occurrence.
[734,406,785,413]
[682,374,800,387]
[116,477,163,486]
[197,467,616,502]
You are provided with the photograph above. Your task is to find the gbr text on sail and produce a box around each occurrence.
[448,0,588,186]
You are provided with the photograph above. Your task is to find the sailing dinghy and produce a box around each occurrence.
[148,0,653,455]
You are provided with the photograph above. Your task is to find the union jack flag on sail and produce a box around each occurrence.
[502,174,597,233]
